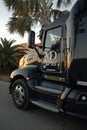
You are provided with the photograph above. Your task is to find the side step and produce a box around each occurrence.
[30,100,59,113]
[35,86,62,95]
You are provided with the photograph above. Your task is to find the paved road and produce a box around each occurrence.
[0,81,87,130]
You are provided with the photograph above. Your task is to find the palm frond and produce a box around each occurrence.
[0,37,28,72]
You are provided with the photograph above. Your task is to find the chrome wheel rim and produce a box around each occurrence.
[13,85,25,105]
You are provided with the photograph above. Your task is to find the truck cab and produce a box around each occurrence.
[9,0,87,119]
[34,14,69,82]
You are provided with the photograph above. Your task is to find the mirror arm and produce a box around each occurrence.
[35,48,43,59]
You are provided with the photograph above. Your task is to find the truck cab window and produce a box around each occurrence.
[42,27,63,72]
[45,27,62,50]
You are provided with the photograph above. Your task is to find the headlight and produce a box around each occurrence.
[10,72,14,79]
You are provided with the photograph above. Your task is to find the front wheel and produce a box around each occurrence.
[11,79,30,110]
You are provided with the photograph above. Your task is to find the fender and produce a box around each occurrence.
[9,65,40,93]
[10,65,39,79]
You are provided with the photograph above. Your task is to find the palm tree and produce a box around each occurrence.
[3,0,39,16]
[7,15,33,36]
[4,0,53,36]
[0,38,27,73]
[3,0,71,37]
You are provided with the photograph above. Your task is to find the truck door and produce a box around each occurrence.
[41,26,66,76]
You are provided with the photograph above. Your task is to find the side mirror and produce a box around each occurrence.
[28,31,35,48]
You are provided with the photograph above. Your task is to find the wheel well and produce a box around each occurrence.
[10,75,26,93]
[12,75,25,81]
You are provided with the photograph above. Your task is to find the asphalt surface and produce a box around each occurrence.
[0,81,87,130]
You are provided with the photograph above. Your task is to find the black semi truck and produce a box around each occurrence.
[9,0,87,119]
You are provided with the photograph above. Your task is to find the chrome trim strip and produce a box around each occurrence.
[35,86,62,94]
[77,81,87,86]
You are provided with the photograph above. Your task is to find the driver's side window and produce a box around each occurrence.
[42,26,62,72]
[45,26,62,51]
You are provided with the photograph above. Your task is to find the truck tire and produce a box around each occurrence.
[11,79,30,110]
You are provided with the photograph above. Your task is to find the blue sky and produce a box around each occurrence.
[0,0,77,45]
